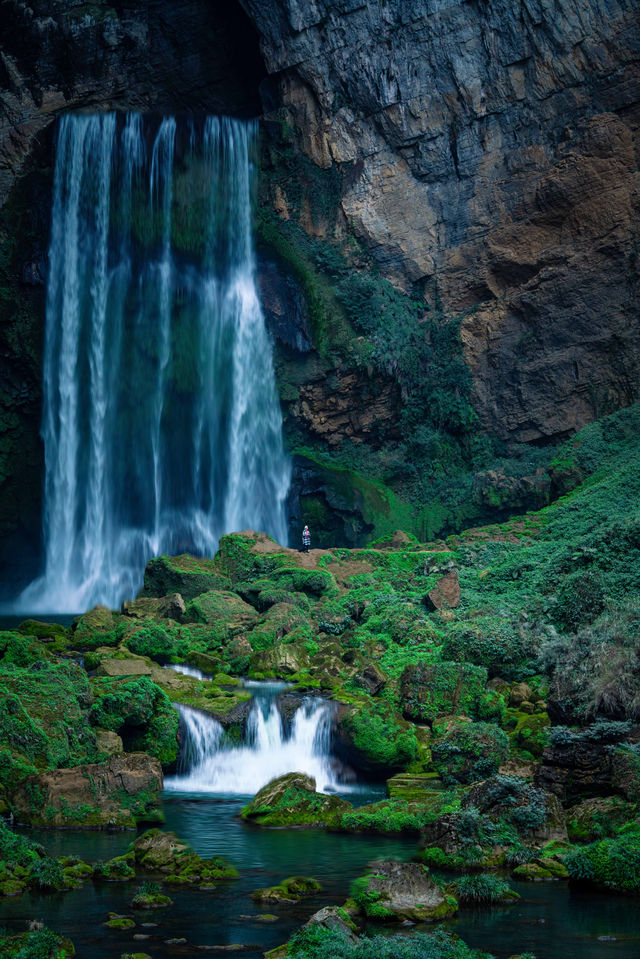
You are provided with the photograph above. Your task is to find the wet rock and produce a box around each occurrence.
[133,829,237,883]
[251,876,322,903]
[241,772,351,827]
[249,642,311,677]
[513,858,568,881]
[354,860,456,921]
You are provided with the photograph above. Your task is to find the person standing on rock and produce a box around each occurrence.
[302,525,311,552]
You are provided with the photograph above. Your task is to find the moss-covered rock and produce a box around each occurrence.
[151,667,252,727]
[184,589,259,634]
[241,772,351,828]
[350,860,457,922]
[12,753,163,829]
[564,822,640,893]
[132,829,238,884]
[431,722,510,785]
[249,642,312,678]
[94,852,136,881]
[104,914,136,929]
[512,858,568,880]
[399,662,490,724]
[142,554,230,600]
[333,701,419,777]
[252,876,322,903]
[90,675,179,765]
[71,606,121,649]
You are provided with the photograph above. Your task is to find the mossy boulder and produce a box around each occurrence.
[241,772,351,827]
[252,876,322,903]
[431,722,510,785]
[400,662,489,724]
[513,858,568,880]
[351,860,457,922]
[104,914,135,929]
[12,753,163,828]
[132,829,238,884]
[151,667,252,727]
[94,852,135,881]
[333,701,419,777]
[89,675,179,765]
[121,594,186,621]
[184,589,259,633]
[0,659,98,796]
[142,554,230,600]
[566,796,638,842]
[71,606,121,649]
[249,642,312,678]
[246,603,310,651]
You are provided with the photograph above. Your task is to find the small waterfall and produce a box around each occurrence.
[19,113,290,613]
[165,683,343,796]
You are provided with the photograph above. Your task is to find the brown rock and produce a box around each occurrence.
[355,664,387,696]
[121,593,186,621]
[12,753,163,828]
[509,683,533,708]
[97,658,153,678]
[95,729,124,756]
[425,570,460,611]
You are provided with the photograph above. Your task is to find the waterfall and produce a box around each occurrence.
[19,113,290,613]
[165,683,343,796]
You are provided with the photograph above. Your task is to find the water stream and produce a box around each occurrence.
[17,112,290,614]
[166,677,345,795]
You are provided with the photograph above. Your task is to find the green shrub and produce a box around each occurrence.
[344,702,418,772]
[431,723,509,785]
[553,570,606,632]
[564,823,640,893]
[28,857,64,890]
[287,925,491,958]
[453,873,515,904]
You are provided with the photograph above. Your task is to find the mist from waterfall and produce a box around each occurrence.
[19,112,290,613]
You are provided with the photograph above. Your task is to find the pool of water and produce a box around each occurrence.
[2,792,640,958]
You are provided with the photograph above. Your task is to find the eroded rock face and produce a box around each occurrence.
[12,752,163,828]
[247,0,640,441]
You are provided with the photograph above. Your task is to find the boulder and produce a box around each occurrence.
[12,753,163,828]
[249,642,311,677]
[97,658,153,678]
[121,594,186,621]
[251,876,322,903]
[142,554,230,601]
[241,772,351,827]
[355,663,387,696]
[185,590,259,631]
[509,683,533,707]
[425,570,460,611]
[94,729,124,756]
[132,829,237,883]
[465,776,567,843]
[400,661,488,724]
[354,860,456,921]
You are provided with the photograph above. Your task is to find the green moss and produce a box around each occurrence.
[564,823,640,893]
[252,876,322,903]
[89,676,178,765]
[400,662,489,724]
[431,723,509,785]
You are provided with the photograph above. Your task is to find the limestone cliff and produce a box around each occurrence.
[244,0,640,441]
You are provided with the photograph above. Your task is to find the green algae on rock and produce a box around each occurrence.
[350,859,457,922]
[132,829,238,884]
[242,773,352,828]
[252,876,322,903]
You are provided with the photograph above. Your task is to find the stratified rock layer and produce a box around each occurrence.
[247,0,640,441]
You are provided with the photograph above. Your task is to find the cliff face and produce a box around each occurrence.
[244,0,640,442]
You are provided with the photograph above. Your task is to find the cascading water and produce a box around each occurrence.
[165,681,344,796]
[19,113,290,613]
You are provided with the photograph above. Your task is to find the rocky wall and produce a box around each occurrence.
[244,0,640,442]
